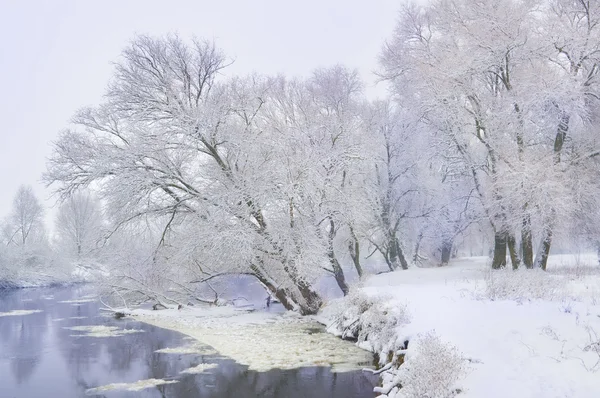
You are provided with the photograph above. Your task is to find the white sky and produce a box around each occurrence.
[0,0,404,227]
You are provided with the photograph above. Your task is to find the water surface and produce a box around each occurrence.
[0,286,377,397]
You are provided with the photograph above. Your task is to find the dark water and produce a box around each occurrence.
[0,286,377,398]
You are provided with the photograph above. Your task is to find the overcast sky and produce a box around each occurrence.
[0,0,403,227]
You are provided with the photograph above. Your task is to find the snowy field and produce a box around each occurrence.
[326,255,600,398]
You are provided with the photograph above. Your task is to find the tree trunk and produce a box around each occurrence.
[394,238,409,270]
[348,227,363,278]
[521,213,533,269]
[251,265,298,312]
[554,113,569,163]
[327,218,349,296]
[381,194,408,270]
[491,231,507,269]
[516,103,533,269]
[534,225,553,271]
[293,277,324,314]
[267,256,324,315]
[328,253,349,296]
[388,236,400,270]
[533,111,568,271]
[383,253,395,272]
[332,266,349,296]
[507,233,520,270]
[284,257,323,313]
[440,239,453,266]
[348,239,363,278]
[413,231,424,264]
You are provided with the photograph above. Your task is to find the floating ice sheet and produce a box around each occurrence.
[66,325,143,338]
[0,309,43,317]
[155,344,217,355]
[58,298,96,304]
[137,310,373,372]
[85,378,177,394]
[180,363,218,374]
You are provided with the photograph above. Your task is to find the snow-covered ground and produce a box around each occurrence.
[325,255,600,398]
[123,254,600,397]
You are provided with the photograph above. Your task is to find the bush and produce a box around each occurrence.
[484,267,563,301]
[326,289,465,398]
[394,332,465,398]
[327,288,409,354]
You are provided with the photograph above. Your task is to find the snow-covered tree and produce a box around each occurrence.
[54,190,104,260]
[257,66,371,293]
[364,101,424,270]
[2,185,45,247]
[0,186,53,285]
[45,35,379,313]
[379,0,600,270]
[531,0,600,268]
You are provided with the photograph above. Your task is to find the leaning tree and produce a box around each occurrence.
[45,35,329,314]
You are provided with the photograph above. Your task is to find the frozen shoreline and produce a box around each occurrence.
[131,305,375,373]
[123,255,600,397]
[0,279,86,291]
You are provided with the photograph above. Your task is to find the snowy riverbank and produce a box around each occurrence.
[0,262,106,290]
[323,256,600,398]
[125,255,600,397]
[0,275,76,290]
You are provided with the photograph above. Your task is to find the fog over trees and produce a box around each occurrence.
[2,185,46,248]
[1,0,599,313]
[54,191,104,260]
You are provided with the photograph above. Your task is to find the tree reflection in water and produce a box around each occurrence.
[0,287,377,398]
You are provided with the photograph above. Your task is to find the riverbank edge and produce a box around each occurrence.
[315,297,406,398]
[115,299,455,397]
[129,305,378,375]
[0,280,87,290]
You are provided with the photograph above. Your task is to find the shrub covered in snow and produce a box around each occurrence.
[326,288,409,353]
[376,332,466,398]
[325,288,466,398]
[484,267,564,301]
[482,266,600,304]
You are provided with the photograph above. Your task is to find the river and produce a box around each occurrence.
[0,286,377,397]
